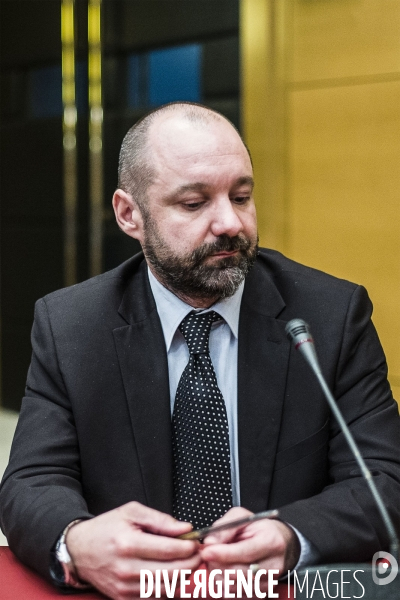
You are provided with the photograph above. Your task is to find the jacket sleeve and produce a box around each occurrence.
[278,285,400,563]
[0,298,93,582]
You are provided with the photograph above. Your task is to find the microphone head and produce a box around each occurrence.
[285,319,313,345]
[285,318,320,373]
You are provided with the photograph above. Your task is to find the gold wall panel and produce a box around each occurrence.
[241,0,400,399]
[241,0,289,251]
[287,81,400,395]
[292,0,400,83]
[241,0,270,243]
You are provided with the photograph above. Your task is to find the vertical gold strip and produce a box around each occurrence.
[61,0,78,286]
[88,0,103,276]
[241,0,291,252]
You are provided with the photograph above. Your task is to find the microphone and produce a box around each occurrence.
[285,318,399,562]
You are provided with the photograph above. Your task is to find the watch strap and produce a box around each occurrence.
[55,519,91,589]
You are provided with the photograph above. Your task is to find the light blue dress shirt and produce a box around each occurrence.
[148,267,318,569]
[148,267,243,507]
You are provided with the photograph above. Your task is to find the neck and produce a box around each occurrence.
[172,291,218,309]
[149,268,219,308]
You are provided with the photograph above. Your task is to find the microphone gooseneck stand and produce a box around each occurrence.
[285,318,398,562]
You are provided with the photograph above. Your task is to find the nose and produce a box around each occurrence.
[210,197,244,238]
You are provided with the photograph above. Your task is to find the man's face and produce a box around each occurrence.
[137,115,258,304]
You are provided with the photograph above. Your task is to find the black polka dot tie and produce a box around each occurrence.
[172,310,232,529]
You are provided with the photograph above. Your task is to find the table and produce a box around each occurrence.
[0,546,104,599]
[0,546,292,599]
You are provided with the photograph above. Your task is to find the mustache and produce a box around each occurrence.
[189,235,252,266]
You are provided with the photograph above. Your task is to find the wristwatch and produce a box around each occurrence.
[54,519,91,589]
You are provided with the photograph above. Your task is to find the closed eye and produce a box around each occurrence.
[233,196,251,204]
[183,201,206,211]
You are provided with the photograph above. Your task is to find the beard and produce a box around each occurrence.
[141,218,258,302]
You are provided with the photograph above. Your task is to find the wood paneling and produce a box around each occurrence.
[241,0,289,250]
[292,0,400,83]
[288,81,400,385]
[242,0,400,399]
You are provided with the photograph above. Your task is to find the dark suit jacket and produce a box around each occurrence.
[1,249,399,581]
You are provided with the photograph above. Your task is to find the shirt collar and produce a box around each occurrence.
[148,267,244,351]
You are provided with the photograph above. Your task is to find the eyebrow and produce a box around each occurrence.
[174,183,208,195]
[174,177,254,196]
[234,176,254,189]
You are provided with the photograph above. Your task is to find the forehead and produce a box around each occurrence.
[147,113,252,178]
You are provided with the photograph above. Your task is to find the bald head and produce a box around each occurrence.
[117,102,250,214]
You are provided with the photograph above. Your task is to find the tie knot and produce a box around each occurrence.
[179,310,221,354]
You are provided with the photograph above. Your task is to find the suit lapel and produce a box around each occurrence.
[238,260,291,512]
[113,261,173,514]
[112,255,291,515]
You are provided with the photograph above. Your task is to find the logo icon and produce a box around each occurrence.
[372,551,398,585]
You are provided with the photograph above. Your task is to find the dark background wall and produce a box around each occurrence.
[0,0,240,411]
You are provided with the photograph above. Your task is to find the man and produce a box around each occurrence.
[1,102,399,600]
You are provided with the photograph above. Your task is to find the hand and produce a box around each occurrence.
[66,501,201,600]
[200,507,300,592]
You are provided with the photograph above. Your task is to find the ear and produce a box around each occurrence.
[112,189,144,243]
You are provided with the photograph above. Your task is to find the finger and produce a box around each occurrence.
[202,518,289,563]
[203,507,253,545]
[205,551,286,579]
[109,575,170,600]
[202,564,272,597]
[206,562,252,578]
[114,552,203,582]
[117,529,199,560]
[204,526,243,545]
[204,562,280,594]
[115,580,170,596]
[121,501,193,537]
[136,552,202,579]
[127,584,170,598]
[201,536,270,564]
